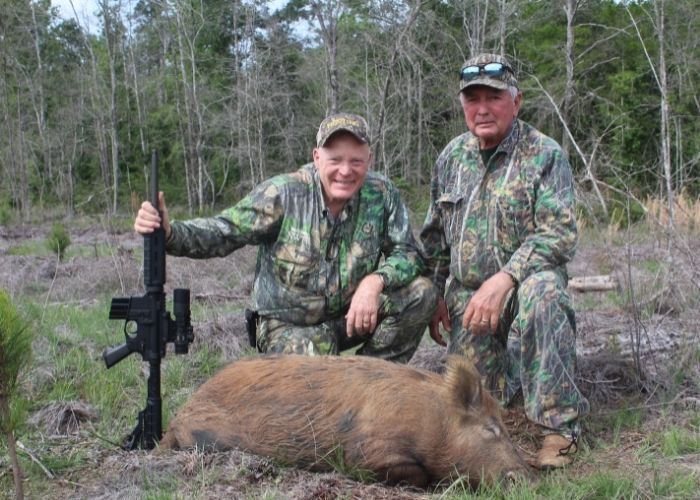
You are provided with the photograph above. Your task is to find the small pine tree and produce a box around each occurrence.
[46,223,71,261]
[0,291,32,500]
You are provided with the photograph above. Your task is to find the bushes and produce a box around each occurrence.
[46,223,71,261]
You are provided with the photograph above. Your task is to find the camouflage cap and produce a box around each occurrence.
[459,53,518,92]
[316,113,370,147]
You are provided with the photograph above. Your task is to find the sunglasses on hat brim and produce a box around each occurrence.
[460,62,513,82]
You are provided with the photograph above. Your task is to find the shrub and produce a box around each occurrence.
[47,223,71,261]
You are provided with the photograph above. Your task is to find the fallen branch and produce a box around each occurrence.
[16,441,54,479]
[193,292,248,303]
[569,275,619,292]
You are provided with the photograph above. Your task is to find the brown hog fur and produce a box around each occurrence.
[160,354,531,488]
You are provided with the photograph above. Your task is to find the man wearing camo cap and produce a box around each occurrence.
[135,112,436,363]
[420,53,589,468]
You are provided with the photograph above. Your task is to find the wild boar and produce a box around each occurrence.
[160,354,531,488]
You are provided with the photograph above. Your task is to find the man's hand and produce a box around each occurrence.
[346,274,384,337]
[134,191,171,239]
[429,297,450,346]
[462,271,516,335]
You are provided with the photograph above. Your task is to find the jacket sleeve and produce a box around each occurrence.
[166,180,284,258]
[502,149,577,283]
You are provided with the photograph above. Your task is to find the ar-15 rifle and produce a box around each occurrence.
[103,150,194,450]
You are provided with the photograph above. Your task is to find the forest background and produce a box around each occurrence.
[1,0,698,225]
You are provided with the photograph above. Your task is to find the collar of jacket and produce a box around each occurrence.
[466,118,521,168]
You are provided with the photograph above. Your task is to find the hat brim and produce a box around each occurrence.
[459,77,510,92]
[317,129,369,147]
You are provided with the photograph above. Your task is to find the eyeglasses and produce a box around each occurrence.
[460,62,513,81]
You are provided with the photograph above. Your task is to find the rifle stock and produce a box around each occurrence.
[103,150,194,450]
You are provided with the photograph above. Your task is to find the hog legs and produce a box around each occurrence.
[380,463,430,488]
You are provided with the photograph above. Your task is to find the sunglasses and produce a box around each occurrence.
[460,62,513,81]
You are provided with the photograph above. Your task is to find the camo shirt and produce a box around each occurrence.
[166,163,423,325]
[420,119,577,295]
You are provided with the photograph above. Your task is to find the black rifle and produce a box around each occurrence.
[103,150,194,450]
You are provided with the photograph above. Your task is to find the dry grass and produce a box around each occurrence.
[643,191,700,233]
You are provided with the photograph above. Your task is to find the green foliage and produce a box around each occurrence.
[650,469,699,498]
[0,291,32,432]
[46,223,71,261]
[658,427,700,457]
[0,204,13,226]
[2,0,698,218]
[609,199,647,228]
[607,408,644,444]
[7,240,51,257]
[321,443,376,484]
[394,176,430,224]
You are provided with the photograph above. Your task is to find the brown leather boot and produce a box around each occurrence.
[536,434,578,469]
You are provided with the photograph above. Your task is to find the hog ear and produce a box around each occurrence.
[444,355,483,411]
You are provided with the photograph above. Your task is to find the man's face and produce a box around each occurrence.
[460,86,522,149]
[313,132,371,213]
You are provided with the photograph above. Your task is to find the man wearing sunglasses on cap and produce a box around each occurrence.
[134,113,436,363]
[420,53,589,469]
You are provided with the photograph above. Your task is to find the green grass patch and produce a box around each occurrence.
[7,240,53,257]
[641,259,663,275]
[592,408,645,444]
[321,444,376,484]
[576,471,638,498]
[650,469,699,498]
[690,412,700,431]
[658,427,700,457]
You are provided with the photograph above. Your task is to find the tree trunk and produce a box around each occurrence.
[310,0,343,114]
[374,1,422,177]
[1,397,24,500]
[27,0,50,210]
[625,1,673,228]
[562,0,578,157]
[655,0,673,228]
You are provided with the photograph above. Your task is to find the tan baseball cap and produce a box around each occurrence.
[316,113,370,147]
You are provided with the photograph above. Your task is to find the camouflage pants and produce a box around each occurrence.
[446,270,589,434]
[258,277,437,363]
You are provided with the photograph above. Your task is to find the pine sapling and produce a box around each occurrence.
[0,291,32,500]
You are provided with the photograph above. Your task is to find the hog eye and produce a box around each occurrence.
[485,425,501,437]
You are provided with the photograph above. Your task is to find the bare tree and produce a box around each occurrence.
[561,0,582,157]
[97,0,124,214]
[373,1,423,175]
[625,0,674,228]
[459,0,490,55]
[172,0,209,213]
[309,0,345,114]
[27,0,51,207]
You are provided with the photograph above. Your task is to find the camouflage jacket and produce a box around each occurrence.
[420,119,577,295]
[166,164,423,325]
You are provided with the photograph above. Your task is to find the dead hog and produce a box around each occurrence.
[160,354,531,488]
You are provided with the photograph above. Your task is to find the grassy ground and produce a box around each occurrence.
[0,214,699,499]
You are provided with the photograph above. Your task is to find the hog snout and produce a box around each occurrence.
[502,465,535,485]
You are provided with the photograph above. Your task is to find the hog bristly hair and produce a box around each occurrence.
[444,355,484,412]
